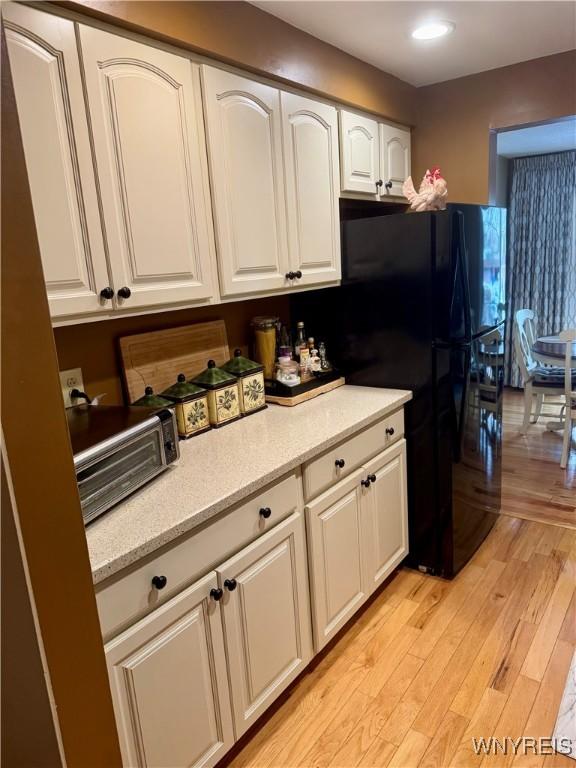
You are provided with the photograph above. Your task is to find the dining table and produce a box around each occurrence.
[532,334,576,431]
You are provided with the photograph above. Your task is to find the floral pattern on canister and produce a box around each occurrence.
[185,400,208,430]
[216,386,240,422]
[243,375,265,410]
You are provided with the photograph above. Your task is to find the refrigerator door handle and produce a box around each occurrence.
[449,211,473,344]
[451,345,471,463]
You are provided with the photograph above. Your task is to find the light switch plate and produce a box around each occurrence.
[60,368,84,408]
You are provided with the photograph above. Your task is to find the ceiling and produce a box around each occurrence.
[251,1,576,86]
[497,118,576,157]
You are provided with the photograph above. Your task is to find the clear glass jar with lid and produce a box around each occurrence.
[276,357,301,387]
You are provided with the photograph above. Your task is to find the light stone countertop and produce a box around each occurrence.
[86,385,412,584]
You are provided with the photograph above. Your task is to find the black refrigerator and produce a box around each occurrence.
[292,203,507,578]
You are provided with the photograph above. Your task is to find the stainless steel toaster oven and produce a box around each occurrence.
[67,405,179,525]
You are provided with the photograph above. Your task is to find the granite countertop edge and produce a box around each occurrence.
[89,388,412,585]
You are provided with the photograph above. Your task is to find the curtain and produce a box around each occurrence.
[505,150,576,387]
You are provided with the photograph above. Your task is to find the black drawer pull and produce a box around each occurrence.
[210,588,223,601]
[335,458,345,469]
[224,578,237,591]
[259,507,272,519]
[151,575,167,590]
[368,473,377,483]
[361,478,371,488]
[386,427,395,436]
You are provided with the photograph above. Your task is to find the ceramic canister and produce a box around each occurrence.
[221,348,266,415]
[191,360,241,428]
[160,374,211,438]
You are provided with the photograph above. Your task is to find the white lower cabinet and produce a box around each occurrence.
[217,512,312,737]
[306,440,408,652]
[305,469,369,651]
[105,572,234,768]
[364,440,409,592]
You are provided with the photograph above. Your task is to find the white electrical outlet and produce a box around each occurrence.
[60,368,84,408]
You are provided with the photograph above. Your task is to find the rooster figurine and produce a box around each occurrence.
[402,166,448,212]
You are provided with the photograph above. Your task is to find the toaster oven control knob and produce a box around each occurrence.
[386,427,395,436]
[99,287,114,300]
[335,458,345,469]
[117,286,131,299]
[210,588,223,601]
[152,575,167,590]
[224,578,237,591]
[259,507,272,519]
[165,439,175,452]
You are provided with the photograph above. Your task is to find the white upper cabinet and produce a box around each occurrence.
[281,92,341,287]
[79,26,216,310]
[201,66,290,297]
[339,110,380,195]
[379,124,411,199]
[105,572,234,768]
[4,4,111,318]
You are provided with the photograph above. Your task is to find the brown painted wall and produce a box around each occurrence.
[54,297,290,405]
[1,28,122,765]
[58,0,417,125]
[412,51,576,204]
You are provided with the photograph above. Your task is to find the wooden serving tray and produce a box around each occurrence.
[119,320,229,404]
[265,377,345,406]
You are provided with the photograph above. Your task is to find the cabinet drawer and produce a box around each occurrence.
[96,471,301,640]
[303,409,404,501]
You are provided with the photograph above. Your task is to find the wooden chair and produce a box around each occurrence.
[514,309,565,434]
[559,329,576,469]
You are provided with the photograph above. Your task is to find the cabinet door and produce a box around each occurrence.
[4,4,111,319]
[305,470,369,651]
[339,110,380,195]
[363,440,409,593]
[201,66,290,297]
[217,511,312,737]
[379,123,411,198]
[105,572,233,768]
[281,92,341,287]
[79,26,215,310]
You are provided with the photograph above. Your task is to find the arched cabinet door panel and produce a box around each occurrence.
[281,92,341,287]
[201,66,290,297]
[79,26,216,310]
[379,124,411,199]
[339,110,380,195]
[4,3,111,319]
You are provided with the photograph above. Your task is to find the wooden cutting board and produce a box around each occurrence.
[119,320,230,404]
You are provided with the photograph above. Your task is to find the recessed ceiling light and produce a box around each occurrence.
[411,21,455,40]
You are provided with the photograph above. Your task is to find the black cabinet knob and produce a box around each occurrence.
[335,458,345,469]
[361,478,371,488]
[375,179,383,190]
[385,181,393,191]
[259,507,272,519]
[117,286,131,299]
[100,287,114,300]
[286,271,295,280]
[224,578,237,591]
[368,473,377,483]
[294,270,302,279]
[151,575,167,590]
[386,427,395,436]
[210,588,223,601]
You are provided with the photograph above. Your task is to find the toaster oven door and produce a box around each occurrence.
[77,428,166,524]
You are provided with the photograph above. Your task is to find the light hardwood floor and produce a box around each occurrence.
[502,390,575,528]
[224,519,575,768]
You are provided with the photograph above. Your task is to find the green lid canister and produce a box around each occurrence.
[160,374,211,438]
[222,348,266,415]
[191,360,241,428]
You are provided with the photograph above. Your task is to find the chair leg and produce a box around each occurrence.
[521,383,533,435]
[532,393,544,423]
[560,415,572,470]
